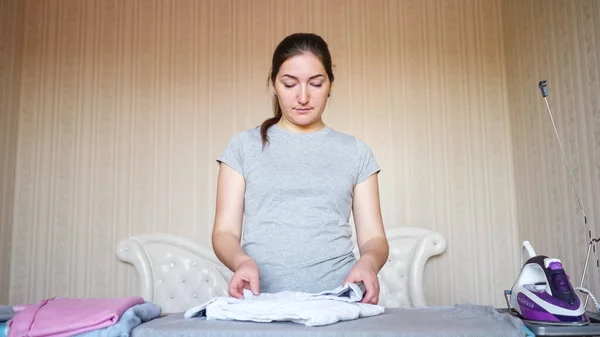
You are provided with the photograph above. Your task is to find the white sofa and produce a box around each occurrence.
[116,226,447,314]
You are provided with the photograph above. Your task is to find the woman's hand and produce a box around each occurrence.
[228,258,260,299]
[343,257,380,304]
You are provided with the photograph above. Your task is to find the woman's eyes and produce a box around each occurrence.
[283,83,323,88]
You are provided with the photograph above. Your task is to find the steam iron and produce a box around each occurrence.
[505,241,590,326]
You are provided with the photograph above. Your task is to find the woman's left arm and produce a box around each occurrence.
[343,173,389,304]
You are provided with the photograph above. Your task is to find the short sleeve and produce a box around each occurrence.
[216,132,245,177]
[355,138,381,185]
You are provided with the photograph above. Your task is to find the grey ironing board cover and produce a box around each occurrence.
[132,304,527,337]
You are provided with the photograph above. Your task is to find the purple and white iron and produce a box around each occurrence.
[505,241,590,326]
[502,80,600,325]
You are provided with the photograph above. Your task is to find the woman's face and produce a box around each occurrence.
[273,53,331,131]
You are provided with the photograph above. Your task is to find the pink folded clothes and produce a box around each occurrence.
[8,296,144,337]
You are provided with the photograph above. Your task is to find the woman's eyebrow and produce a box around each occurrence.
[281,74,325,80]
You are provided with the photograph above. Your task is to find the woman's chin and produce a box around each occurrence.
[289,114,322,126]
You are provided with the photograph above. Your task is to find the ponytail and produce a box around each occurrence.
[260,96,282,149]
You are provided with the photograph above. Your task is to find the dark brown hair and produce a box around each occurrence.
[260,33,335,148]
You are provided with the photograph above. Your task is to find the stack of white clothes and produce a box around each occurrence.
[184,282,384,327]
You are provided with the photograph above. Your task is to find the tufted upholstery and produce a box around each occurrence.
[116,226,446,313]
[374,227,446,307]
[116,233,233,314]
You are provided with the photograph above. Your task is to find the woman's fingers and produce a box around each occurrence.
[228,277,246,299]
[360,277,380,304]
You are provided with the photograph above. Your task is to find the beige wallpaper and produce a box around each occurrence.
[0,0,23,305]
[5,0,520,307]
[503,0,600,306]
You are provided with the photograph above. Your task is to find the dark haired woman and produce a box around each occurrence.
[212,33,388,305]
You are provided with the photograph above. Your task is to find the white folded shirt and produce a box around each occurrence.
[184,282,385,327]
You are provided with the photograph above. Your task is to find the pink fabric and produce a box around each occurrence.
[8,296,144,337]
[11,305,26,313]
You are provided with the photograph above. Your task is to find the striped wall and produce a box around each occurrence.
[0,0,23,305]
[4,0,521,307]
[503,0,600,307]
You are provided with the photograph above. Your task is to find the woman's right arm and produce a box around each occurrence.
[212,163,260,297]
[211,162,250,271]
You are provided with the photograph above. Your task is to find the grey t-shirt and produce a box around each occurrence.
[217,124,380,293]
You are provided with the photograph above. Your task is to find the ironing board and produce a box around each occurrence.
[131,304,526,337]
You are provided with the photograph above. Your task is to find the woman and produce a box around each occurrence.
[212,33,388,305]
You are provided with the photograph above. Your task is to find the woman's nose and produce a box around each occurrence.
[297,86,309,104]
